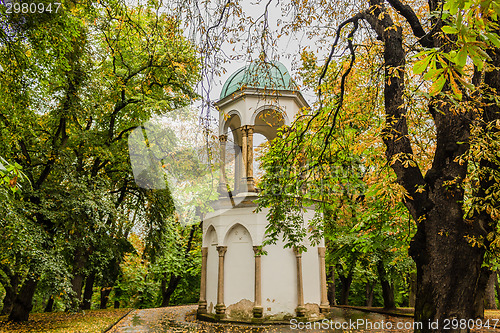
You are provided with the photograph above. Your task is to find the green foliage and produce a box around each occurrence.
[412,0,500,99]
[256,43,417,307]
[113,227,201,309]
[0,158,24,195]
[0,0,200,315]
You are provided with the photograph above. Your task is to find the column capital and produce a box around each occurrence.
[241,125,255,134]
[201,247,208,257]
[216,246,227,257]
[318,246,326,258]
[246,125,254,135]
[219,134,228,142]
[241,125,248,136]
[253,246,263,256]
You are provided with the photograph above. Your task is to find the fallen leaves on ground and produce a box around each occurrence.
[0,308,131,333]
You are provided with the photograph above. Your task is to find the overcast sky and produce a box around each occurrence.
[183,0,332,107]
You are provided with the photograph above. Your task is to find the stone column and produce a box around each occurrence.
[294,247,306,317]
[246,125,255,192]
[234,144,241,192]
[252,246,263,319]
[217,135,228,195]
[240,126,248,191]
[197,247,208,314]
[215,246,227,318]
[318,247,330,314]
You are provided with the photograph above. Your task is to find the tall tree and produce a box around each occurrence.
[0,0,199,320]
[252,0,500,331]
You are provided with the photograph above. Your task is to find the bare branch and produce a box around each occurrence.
[317,18,361,163]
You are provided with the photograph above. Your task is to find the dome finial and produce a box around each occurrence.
[259,50,266,63]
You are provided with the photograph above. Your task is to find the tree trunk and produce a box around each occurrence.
[8,274,38,322]
[160,224,198,307]
[161,274,181,307]
[100,287,112,309]
[495,271,500,309]
[327,265,337,306]
[160,278,168,307]
[70,274,85,310]
[362,2,494,331]
[44,296,54,313]
[99,256,122,310]
[485,271,497,309]
[410,201,488,331]
[338,271,353,305]
[365,281,374,307]
[377,261,395,310]
[409,271,417,308]
[0,272,19,316]
[70,247,87,310]
[81,272,95,310]
[113,285,122,309]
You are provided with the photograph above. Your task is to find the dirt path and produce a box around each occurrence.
[106,305,414,332]
[106,305,500,332]
[106,305,199,332]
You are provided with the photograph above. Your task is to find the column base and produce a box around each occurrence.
[197,300,207,314]
[239,178,248,192]
[252,306,263,318]
[215,303,226,319]
[319,304,330,314]
[246,177,255,192]
[295,306,306,318]
[251,317,265,323]
[217,183,228,196]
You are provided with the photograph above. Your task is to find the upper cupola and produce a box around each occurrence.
[219,60,297,100]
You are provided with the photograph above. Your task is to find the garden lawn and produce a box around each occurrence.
[0,308,131,333]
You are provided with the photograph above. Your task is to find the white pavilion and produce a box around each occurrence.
[197,60,329,321]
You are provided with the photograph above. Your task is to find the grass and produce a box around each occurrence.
[0,308,131,333]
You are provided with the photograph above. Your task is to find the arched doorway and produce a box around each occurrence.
[204,226,218,313]
[224,223,254,307]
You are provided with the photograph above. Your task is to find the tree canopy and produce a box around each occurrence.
[2,0,500,331]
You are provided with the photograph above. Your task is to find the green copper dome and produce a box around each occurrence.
[220,60,297,99]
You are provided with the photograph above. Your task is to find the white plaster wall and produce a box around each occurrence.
[204,204,266,246]
[224,224,254,306]
[219,98,247,135]
[246,95,299,125]
[302,244,322,305]
[205,228,218,313]
[203,202,324,317]
[261,239,297,315]
[219,92,303,134]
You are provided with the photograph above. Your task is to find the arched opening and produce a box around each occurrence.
[224,223,254,306]
[224,129,242,193]
[253,132,267,186]
[205,226,218,313]
[252,107,286,141]
[221,111,243,193]
[252,108,286,188]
